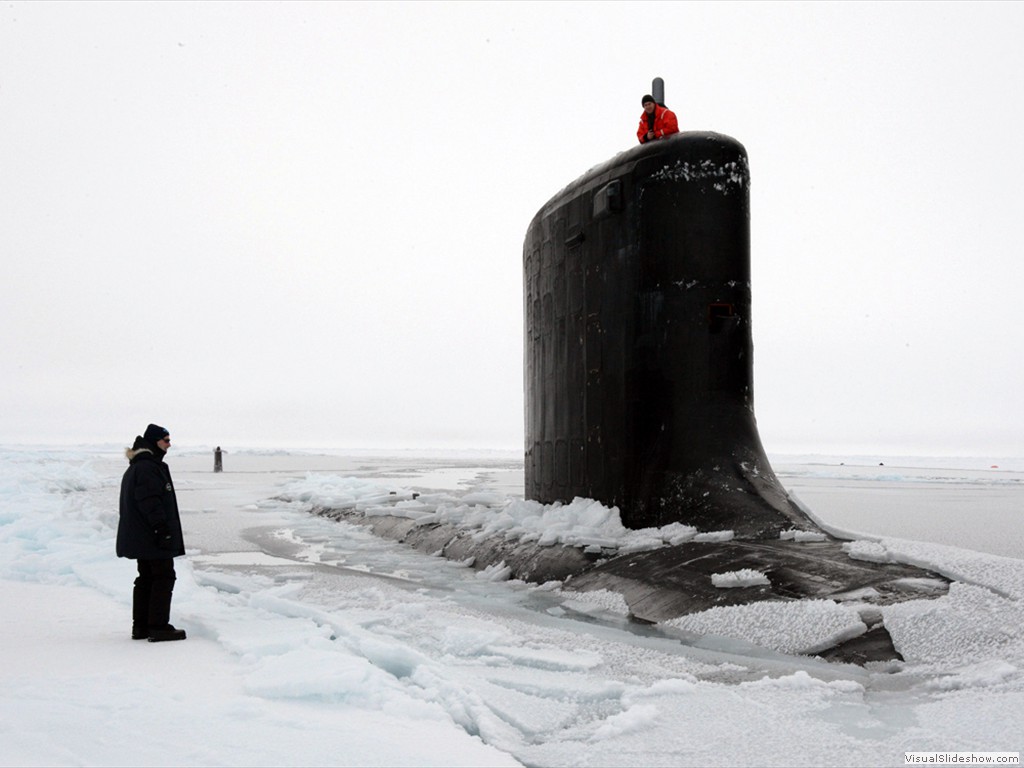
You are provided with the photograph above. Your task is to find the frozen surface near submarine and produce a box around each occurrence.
[523,131,948,660]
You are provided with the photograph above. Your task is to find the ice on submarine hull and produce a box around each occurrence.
[524,131,811,536]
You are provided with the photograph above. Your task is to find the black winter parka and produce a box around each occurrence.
[116,439,185,559]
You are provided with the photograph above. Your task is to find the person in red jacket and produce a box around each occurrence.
[637,94,679,144]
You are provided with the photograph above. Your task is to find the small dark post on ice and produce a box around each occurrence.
[213,446,223,473]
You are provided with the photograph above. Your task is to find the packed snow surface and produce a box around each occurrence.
[710,569,772,588]
[2,446,1023,767]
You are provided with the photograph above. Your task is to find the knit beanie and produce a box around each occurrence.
[642,94,655,105]
[143,423,170,442]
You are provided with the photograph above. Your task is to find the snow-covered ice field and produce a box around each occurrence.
[2,445,1022,767]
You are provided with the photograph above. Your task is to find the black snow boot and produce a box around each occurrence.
[132,576,151,639]
[147,624,187,642]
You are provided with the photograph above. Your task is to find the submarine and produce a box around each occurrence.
[310,83,951,664]
[519,83,950,660]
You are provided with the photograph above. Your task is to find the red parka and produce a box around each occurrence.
[637,104,679,144]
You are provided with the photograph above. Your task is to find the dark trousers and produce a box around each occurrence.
[133,558,177,630]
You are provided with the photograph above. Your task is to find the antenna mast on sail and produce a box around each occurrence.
[652,77,665,106]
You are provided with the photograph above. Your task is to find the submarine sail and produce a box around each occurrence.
[524,131,812,536]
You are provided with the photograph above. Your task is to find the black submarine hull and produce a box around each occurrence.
[524,131,809,536]
[516,131,949,662]
[306,131,952,665]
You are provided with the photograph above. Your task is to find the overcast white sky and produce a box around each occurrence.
[2,0,1022,456]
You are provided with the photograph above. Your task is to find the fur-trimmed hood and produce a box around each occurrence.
[125,446,153,461]
[125,435,164,462]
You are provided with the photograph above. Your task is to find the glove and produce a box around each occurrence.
[153,523,176,551]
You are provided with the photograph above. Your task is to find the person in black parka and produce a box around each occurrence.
[117,423,187,642]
